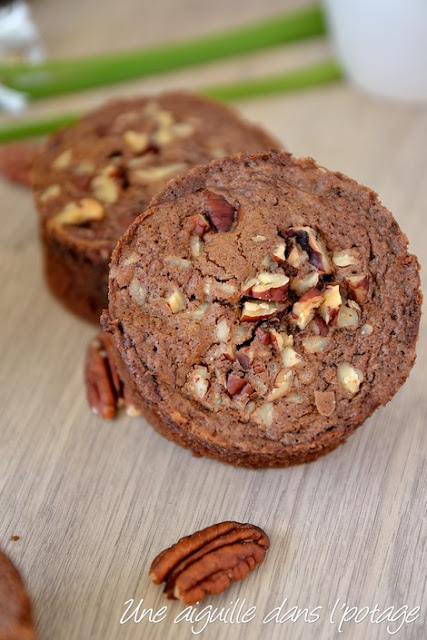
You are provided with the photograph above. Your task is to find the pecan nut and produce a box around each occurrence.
[149,521,270,604]
[286,226,333,273]
[188,213,210,238]
[85,333,122,419]
[314,390,336,416]
[203,190,237,232]
[226,374,253,397]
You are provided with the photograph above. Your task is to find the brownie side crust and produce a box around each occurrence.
[31,92,280,323]
[103,151,421,467]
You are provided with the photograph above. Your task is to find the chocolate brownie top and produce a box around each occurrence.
[0,550,36,639]
[31,92,279,251]
[107,151,421,456]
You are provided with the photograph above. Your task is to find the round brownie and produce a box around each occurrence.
[0,550,37,640]
[31,92,279,323]
[102,150,421,468]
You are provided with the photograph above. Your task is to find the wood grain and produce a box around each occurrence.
[0,1,425,638]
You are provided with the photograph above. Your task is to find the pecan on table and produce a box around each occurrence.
[149,521,270,605]
[85,332,122,419]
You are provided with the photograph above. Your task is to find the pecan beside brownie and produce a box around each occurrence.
[149,521,270,604]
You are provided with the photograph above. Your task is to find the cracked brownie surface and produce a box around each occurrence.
[103,150,421,468]
[32,91,279,323]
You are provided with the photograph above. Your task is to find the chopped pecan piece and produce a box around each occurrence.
[291,288,324,330]
[253,402,274,425]
[217,344,235,361]
[267,369,294,401]
[361,323,373,336]
[166,288,187,313]
[226,374,253,397]
[286,226,333,273]
[50,198,104,227]
[91,164,120,203]
[336,303,360,328]
[332,250,358,267]
[216,319,230,343]
[308,315,329,336]
[189,366,210,398]
[149,521,270,605]
[131,163,186,184]
[240,300,279,322]
[290,272,320,297]
[252,234,267,243]
[236,351,251,369]
[301,336,330,353]
[256,327,271,345]
[123,130,150,153]
[190,235,203,257]
[188,213,210,238]
[269,329,284,352]
[242,272,289,302]
[345,274,369,304]
[337,362,364,394]
[203,190,237,232]
[319,284,342,325]
[253,363,266,374]
[53,149,72,170]
[272,243,286,263]
[314,390,336,416]
[286,240,308,268]
[282,346,303,368]
[40,184,61,203]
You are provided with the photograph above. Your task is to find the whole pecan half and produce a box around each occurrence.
[149,521,269,604]
[85,332,123,419]
[203,190,237,232]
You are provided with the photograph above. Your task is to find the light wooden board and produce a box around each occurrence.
[0,1,426,638]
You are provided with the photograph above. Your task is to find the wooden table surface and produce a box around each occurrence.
[0,1,426,638]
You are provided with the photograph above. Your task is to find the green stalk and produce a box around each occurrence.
[0,5,326,99]
[205,59,342,101]
[0,59,342,144]
[0,112,79,143]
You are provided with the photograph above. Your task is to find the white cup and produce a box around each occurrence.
[323,0,427,102]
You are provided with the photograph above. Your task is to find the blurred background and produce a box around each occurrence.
[1,0,426,243]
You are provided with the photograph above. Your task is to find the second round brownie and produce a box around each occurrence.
[31,91,279,323]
